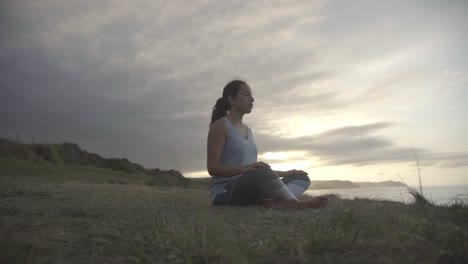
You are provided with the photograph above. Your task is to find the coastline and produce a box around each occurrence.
[306,185,468,205]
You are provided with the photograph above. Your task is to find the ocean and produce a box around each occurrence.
[305,185,468,205]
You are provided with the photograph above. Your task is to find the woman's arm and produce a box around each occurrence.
[275,170,309,178]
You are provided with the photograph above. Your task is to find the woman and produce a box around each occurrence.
[207,80,328,209]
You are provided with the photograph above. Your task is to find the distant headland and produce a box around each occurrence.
[310,180,407,190]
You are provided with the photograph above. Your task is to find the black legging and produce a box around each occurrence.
[213,167,311,206]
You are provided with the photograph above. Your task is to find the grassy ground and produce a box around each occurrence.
[1,159,467,263]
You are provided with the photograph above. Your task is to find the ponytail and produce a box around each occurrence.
[210,97,229,126]
[209,79,247,126]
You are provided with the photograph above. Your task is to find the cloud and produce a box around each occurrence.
[255,122,468,168]
[420,152,468,169]
[1,0,467,179]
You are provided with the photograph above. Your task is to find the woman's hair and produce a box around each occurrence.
[210,80,247,126]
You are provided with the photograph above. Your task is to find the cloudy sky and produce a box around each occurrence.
[1,0,467,186]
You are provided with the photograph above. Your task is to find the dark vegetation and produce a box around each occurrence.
[0,138,190,187]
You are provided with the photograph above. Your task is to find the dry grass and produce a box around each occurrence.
[1,160,468,263]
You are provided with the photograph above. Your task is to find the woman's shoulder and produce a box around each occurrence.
[211,117,227,127]
[209,118,228,134]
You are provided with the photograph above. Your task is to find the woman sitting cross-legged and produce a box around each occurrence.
[207,80,328,209]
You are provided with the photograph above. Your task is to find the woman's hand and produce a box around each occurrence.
[241,161,270,173]
[286,169,308,176]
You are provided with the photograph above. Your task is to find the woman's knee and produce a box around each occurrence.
[283,174,311,188]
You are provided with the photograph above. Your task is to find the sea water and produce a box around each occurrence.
[305,185,468,205]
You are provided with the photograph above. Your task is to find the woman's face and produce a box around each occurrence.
[229,84,255,114]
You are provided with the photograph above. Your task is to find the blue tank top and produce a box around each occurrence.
[209,117,258,203]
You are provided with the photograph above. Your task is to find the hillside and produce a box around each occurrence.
[0,138,190,187]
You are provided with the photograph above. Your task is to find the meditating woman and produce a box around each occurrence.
[207,80,328,209]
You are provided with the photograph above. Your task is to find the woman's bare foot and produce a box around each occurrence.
[298,196,328,209]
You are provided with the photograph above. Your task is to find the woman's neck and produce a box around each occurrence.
[227,111,244,127]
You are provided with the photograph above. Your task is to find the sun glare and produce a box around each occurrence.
[269,160,312,172]
[262,114,375,139]
[184,170,209,178]
[260,151,310,161]
[261,152,289,160]
[259,151,316,172]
